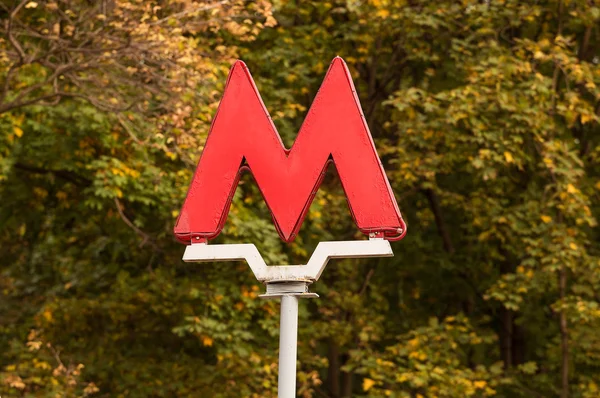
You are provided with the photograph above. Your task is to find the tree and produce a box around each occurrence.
[1,0,600,397]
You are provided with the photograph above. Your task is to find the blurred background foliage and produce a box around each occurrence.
[1,0,600,397]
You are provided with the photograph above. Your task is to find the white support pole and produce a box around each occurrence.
[182,238,394,397]
[278,295,299,398]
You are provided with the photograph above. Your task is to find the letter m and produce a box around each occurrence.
[174,57,406,244]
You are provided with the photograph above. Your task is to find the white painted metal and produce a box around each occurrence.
[278,295,299,398]
[182,238,394,398]
[183,238,393,282]
[302,239,392,281]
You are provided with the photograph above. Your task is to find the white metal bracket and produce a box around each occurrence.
[182,238,394,397]
[182,238,393,297]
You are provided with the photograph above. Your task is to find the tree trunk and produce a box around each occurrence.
[424,189,455,254]
[327,341,340,397]
[341,373,353,396]
[560,264,569,398]
[512,323,526,365]
[500,308,513,369]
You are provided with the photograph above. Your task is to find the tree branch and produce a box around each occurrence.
[578,25,592,61]
[114,198,160,251]
[6,0,28,63]
[423,188,455,254]
[14,162,91,187]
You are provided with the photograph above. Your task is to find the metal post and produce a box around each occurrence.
[181,239,394,397]
[278,295,299,398]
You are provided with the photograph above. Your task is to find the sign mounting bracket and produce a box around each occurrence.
[182,237,394,398]
[175,56,406,398]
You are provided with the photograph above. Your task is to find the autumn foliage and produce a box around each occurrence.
[1,0,600,397]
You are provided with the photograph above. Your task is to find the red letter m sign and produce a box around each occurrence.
[175,58,406,244]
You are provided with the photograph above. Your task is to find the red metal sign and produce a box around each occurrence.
[174,57,406,244]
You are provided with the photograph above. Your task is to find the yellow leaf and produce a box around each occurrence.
[377,9,390,18]
[42,308,53,322]
[171,210,179,218]
[14,126,23,137]
[504,151,514,163]
[34,360,52,370]
[363,378,376,392]
[567,184,577,193]
[474,380,487,389]
[27,341,42,351]
[83,383,100,395]
[265,15,277,27]
[526,270,534,279]
[25,1,38,8]
[540,215,552,223]
[201,336,213,347]
[8,375,26,390]
[569,242,578,250]
[33,187,48,198]
[581,113,593,124]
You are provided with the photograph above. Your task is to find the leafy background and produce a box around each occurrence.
[1,0,600,397]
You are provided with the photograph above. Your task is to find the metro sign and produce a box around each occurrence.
[177,57,407,397]
[174,57,406,244]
